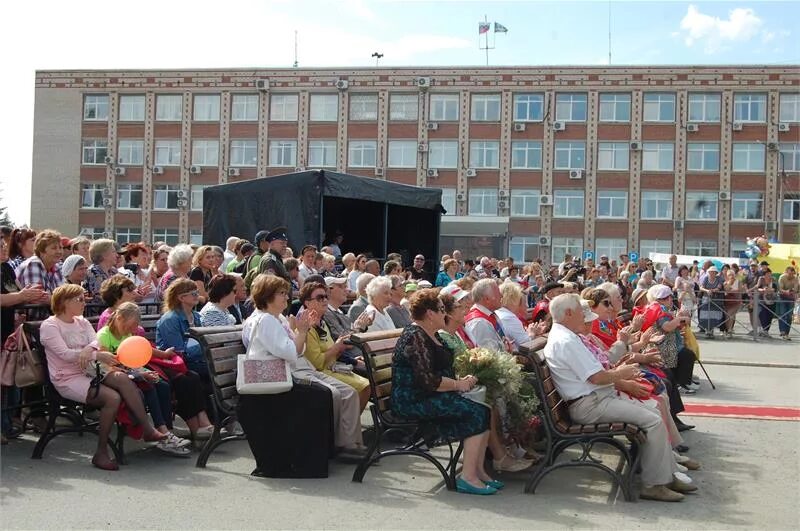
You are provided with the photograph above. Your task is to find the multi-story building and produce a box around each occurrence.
[32,66,799,264]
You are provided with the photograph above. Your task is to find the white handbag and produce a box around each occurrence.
[236,314,293,395]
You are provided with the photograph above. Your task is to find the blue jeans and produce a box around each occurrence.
[776,297,795,335]
[140,379,173,429]
[1,386,20,435]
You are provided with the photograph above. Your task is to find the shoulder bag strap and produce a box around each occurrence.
[245,313,266,358]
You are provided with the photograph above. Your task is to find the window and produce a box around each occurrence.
[268,140,297,167]
[555,93,587,122]
[780,94,800,123]
[389,94,418,121]
[84,94,108,121]
[730,239,748,258]
[152,228,180,247]
[597,190,628,219]
[471,94,501,121]
[309,94,338,121]
[270,94,298,121]
[439,188,456,216]
[429,94,459,121]
[428,141,458,169]
[117,139,144,166]
[597,142,629,171]
[308,140,337,167]
[780,143,800,172]
[640,239,672,258]
[596,238,627,261]
[553,189,584,218]
[191,185,207,211]
[116,228,141,246]
[153,185,180,210]
[117,184,142,210]
[191,140,219,167]
[154,140,181,166]
[156,95,182,121]
[193,95,220,121]
[551,237,583,264]
[513,94,544,122]
[509,237,540,263]
[119,95,145,121]
[82,139,108,165]
[80,227,105,240]
[732,143,765,172]
[469,141,500,169]
[348,140,377,167]
[510,189,540,217]
[468,188,498,216]
[81,184,105,209]
[231,94,259,121]
[230,140,257,166]
[599,93,631,122]
[686,191,718,220]
[784,194,800,222]
[685,240,717,257]
[734,93,766,122]
[641,191,673,220]
[688,93,721,122]
[687,143,720,171]
[511,141,542,169]
[190,229,203,246]
[554,141,586,170]
[643,93,675,122]
[731,192,763,221]
[388,140,417,168]
[642,143,674,171]
[349,94,378,121]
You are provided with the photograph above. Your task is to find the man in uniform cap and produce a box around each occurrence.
[257,227,291,283]
[531,281,565,323]
[245,229,272,273]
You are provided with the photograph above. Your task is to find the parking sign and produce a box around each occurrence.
[583,250,594,261]
[629,251,639,262]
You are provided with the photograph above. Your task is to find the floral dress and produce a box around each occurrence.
[391,324,489,442]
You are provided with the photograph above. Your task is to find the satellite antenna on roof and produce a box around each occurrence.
[293,30,299,68]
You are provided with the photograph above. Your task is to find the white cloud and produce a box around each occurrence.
[678,5,764,53]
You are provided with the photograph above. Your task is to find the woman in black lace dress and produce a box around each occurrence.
[391,289,498,495]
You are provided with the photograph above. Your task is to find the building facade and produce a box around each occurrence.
[32,66,800,264]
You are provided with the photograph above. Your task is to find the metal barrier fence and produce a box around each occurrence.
[14,302,162,322]
[689,290,799,341]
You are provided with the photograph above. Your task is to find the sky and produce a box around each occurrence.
[1,0,798,225]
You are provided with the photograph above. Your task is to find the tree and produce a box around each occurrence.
[0,192,13,227]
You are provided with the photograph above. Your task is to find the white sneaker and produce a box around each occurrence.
[166,432,192,448]
[673,451,690,464]
[676,463,688,473]
[674,471,693,484]
[686,382,701,391]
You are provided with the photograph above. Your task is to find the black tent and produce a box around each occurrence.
[203,170,443,262]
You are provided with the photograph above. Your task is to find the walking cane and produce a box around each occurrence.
[693,350,716,390]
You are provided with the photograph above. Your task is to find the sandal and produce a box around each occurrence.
[156,436,192,457]
[166,432,192,448]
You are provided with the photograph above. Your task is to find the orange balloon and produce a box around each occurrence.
[117,336,152,369]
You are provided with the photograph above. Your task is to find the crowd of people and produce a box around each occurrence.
[1,224,797,499]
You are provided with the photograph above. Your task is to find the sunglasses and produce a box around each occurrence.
[312,294,328,302]
[70,296,86,303]
[600,300,612,307]
[182,290,200,297]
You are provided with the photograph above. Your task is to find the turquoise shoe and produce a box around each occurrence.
[456,478,498,495]
[484,479,505,490]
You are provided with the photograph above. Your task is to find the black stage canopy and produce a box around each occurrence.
[203,170,443,262]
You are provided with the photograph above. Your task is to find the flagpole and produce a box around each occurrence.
[484,15,489,66]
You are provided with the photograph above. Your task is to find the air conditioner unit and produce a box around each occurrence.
[189,165,202,174]
[718,191,731,201]
[176,190,188,199]
[417,77,432,89]
[732,121,743,131]
[630,141,642,151]
[176,199,188,208]
[456,192,466,202]
[255,78,269,91]
[552,121,566,131]
[539,194,553,205]
[418,143,428,152]
[426,122,439,131]
[538,236,551,246]
[513,123,526,132]
[227,167,240,177]
[674,220,685,230]
[465,168,477,178]
[102,198,113,207]
[114,167,126,176]
[335,79,349,90]
[374,167,385,177]
[102,232,113,239]
[152,166,164,175]
[102,187,113,197]
[686,123,700,133]
[426,168,439,178]
[778,123,790,132]
[766,221,778,231]
[767,142,779,152]
[569,169,584,180]
[498,189,508,198]
[103,155,114,165]
[498,200,508,209]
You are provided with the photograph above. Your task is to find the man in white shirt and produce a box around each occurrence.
[557,254,573,278]
[222,236,240,272]
[464,278,508,352]
[298,244,318,283]
[544,293,695,502]
[660,255,680,288]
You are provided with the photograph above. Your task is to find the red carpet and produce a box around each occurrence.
[683,403,800,421]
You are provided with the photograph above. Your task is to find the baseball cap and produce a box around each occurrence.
[439,284,470,302]
[324,276,348,287]
[418,280,433,288]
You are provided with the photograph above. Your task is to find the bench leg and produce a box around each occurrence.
[352,426,383,483]
[195,415,246,468]
[113,424,127,465]
[31,399,61,459]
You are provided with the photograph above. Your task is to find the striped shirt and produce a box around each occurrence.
[15,255,63,293]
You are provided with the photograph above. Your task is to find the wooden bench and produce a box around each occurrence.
[188,325,247,468]
[518,342,645,501]
[348,329,463,491]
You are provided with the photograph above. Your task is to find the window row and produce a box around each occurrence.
[81,184,208,211]
[77,227,203,247]
[84,92,800,124]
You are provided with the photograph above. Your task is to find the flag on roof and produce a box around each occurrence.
[479,22,490,34]
[494,22,508,33]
